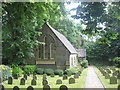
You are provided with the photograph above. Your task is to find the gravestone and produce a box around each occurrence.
[0,85,4,90]
[117,73,120,79]
[63,75,68,80]
[78,71,81,76]
[56,79,62,84]
[42,80,48,85]
[74,73,79,79]
[31,79,36,85]
[43,74,47,80]
[69,78,75,84]
[8,77,13,84]
[105,74,110,79]
[24,74,27,80]
[33,75,37,80]
[110,76,117,84]
[43,85,51,90]
[113,71,118,76]
[59,85,68,90]
[20,78,26,85]
[13,86,19,90]
[118,84,120,90]
[27,86,34,90]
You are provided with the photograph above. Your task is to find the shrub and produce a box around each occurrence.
[0,65,12,81]
[54,69,64,75]
[112,57,120,67]
[44,68,54,75]
[35,68,44,74]
[23,65,36,74]
[12,67,23,78]
[65,68,78,75]
[81,60,88,68]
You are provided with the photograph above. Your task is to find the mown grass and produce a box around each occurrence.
[94,66,119,90]
[2,68,87,90]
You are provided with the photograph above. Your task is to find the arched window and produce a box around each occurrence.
[50,43,55,59]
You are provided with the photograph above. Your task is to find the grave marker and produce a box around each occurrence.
[33,75,37,80]
[56,79,62,84]
[13,86,19,90]
[59,85,68,90]
[110,76,117,84]
[69,78,75,84]
[27,86,34,90]
[31,79,36,85]
[20,78,25,85]
[63,75,68,80]
[24,74,27,80]
[43,85,51,90]
[42,80,48,85]
[74,73,79,79]
[8,77,13,84]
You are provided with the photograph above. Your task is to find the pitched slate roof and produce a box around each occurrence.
[46,23,77,54]
[76,49,86,57]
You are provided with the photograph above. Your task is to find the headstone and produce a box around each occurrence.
[74,73,79,79]
[110,76,117,84]
[24,74,27,80]
[31,79,36,85]
[42,80,48,85]
[105,74,110,79]
[13,86,19,90]
[0,85,4,90]
[27,86,34,90]
[117,73,120,79]
[8,77,13,84]
[118,84,120,90]
[43,74,47,80]
[43,85,51,90]
[56,79,62,84]
[69,78,75,84]
[78,71,81,76]
[113,71,118,76]
[59,85,68,90]
[20,78,26,85]
[63,75,68,80]
[33,75,37,80]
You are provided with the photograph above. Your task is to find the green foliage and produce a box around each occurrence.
[54,69,64,75]
[65,68,78,75]
[35,68,44,74]
[0,65,12,81]
[23,65,36,74]
[112,57,120,67]
[44,68,54,75]
[81,60,88,68]
[12,67,24,78]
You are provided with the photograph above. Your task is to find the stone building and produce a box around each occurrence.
[29,23,78,69]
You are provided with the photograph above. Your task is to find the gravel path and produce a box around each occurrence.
[84,66,105,89]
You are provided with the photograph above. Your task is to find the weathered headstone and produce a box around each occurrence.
[20,78,26,85]
[69,78,75,84]
[110,76,117,84]
[43,85,51,90]
[13,86,19,90]
[105,74,110,79]
[63,75,68,80]
[118,84,120,90]
[42,80,48,85]
[56,79,62,84]
[43,74,47,80]
[59,85,68,90]
[24,74,27,80]
[27,86,34,90]
[74,73,79,79]
[31,79,36,85]
[8,77,13,84]
[0,85,4,90]
[33,75,37,80]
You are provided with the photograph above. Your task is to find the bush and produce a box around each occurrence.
[44,68,54,75]
[35,68,44,74]
[54,69,64,75]
[65,68,78,75]
[23,65,36,74]
[12,67,23,78]
[0,65,12,81]
[112,57,120,67]
[81,60,88,68]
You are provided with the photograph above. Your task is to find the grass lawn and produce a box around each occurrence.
[2,68,87,90]
[94,66,119,89]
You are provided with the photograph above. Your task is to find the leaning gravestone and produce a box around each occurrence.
[43,74,47,80]
[63,75,68,80]
[42,80,48,85]
[74,73,79,79]
[8,77,13,84]
[105,74,110,79]
[56,79,62,84]
[27,86,34,90]
[20,78,26,85]
[13,86,19,90]
[117,73,120,79]
[69,78,75,84]
[110,76,117,84]
[31,79,36,85]
[24,74,27,80]
[59,85,68,90]
[0,85,4,90]
[43,85,51,90]
[33,75,37,80]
